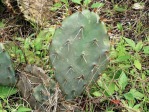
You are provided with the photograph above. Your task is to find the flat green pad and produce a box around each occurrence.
[0,43,16,86]
[50,10,110,99]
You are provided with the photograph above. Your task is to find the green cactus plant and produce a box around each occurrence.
[17,64,57,110]
[49,10,110,99]
[33,81,56,103]
[0,43,16,86]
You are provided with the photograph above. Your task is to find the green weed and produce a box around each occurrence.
[6,27,55,66]
[90,37,149,111]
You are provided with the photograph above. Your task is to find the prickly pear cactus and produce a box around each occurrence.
[49,10,110,99]
[33,81,56,103]
[17,0,53,27]
[0,43,16,86]
[1,0,54,27]
[17,65,58,111]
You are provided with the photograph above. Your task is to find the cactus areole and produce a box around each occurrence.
[49,10,110,100]
[0,43,16,86]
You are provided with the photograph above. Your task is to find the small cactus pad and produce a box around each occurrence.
[49,10,110,99]
[0,43,16,86]
[33,83,55,103]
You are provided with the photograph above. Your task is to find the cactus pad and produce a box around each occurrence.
[0,43,16,86]
[49,10,110,99]
[33,83,55,103]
